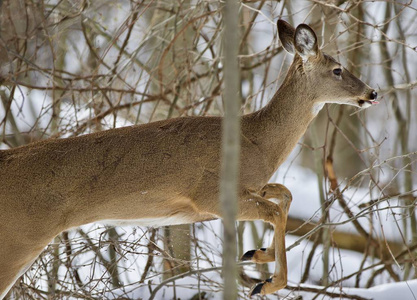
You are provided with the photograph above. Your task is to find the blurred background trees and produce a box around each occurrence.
[0,0,416,299]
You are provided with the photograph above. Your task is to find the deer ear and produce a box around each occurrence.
[294,24,319,60]
[277,20,295,54]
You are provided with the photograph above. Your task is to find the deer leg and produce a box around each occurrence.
[241,183,292,264]
[249,220,288,296]
[241,236,275,264]
[238,183,292,296]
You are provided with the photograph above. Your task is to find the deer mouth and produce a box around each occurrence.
[357,99,379,108]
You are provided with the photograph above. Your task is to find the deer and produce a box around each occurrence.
[0,20,377,298]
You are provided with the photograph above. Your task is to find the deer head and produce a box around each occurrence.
[277,20,378,111]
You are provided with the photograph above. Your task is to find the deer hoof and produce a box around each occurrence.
[249,277,272,296]
[240,248,266,261]
[249,281,264,296]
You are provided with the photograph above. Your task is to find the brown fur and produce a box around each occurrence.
[0,21,376,298]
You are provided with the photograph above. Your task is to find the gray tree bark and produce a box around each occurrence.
[220,0,240,299]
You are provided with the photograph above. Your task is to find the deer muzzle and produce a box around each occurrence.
[358,90,378,108]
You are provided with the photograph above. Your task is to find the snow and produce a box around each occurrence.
[104,269,417,300]
[293,280,417,300]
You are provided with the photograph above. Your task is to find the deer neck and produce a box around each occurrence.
[242,75,319,172]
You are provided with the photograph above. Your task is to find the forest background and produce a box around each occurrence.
[0,0,416,299]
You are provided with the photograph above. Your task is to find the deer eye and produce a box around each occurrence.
[333,68,342,76]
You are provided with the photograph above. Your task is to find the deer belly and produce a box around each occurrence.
[100,215,194,227]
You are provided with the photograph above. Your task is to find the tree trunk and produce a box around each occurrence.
[220,0,240,298]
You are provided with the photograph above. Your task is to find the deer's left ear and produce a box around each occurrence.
[277,19,296,54]
[294,24,319,61]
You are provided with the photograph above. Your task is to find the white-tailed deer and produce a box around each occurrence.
[0,20,377,298]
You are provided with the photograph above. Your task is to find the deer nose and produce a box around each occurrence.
[370,90,377,100]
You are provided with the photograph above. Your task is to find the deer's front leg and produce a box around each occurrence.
[248,216,288,296]
[238,183,292,296]
[241,184,292,264]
